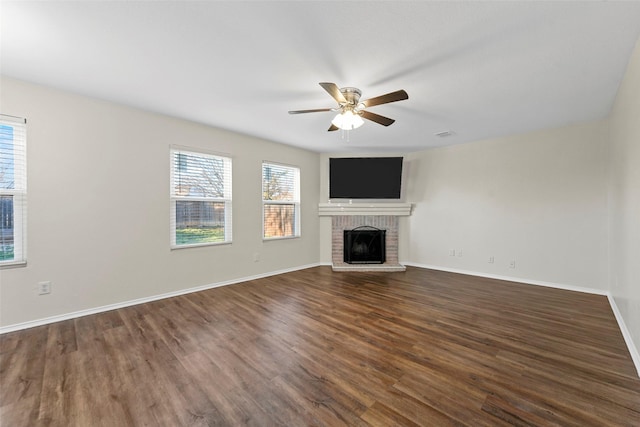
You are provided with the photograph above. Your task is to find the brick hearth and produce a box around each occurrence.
[331,215,405,272]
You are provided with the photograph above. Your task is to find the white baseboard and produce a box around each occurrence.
[0,263,321,334]
[607,294,640,377]
[404,262,640,377]
[403,262,609,295]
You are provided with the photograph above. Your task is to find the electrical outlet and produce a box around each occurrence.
[38,281,51,295]
[509,260,516,269]
[253,252,260,262]
[488,256,494,264]
[449,249,456,256]
[456,249,463,257]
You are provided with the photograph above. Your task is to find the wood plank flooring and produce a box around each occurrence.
[1,266,639,426]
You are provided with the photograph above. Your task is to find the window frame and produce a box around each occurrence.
[262,161,300,240]
[0,115,27,268]
[169,146,232,249]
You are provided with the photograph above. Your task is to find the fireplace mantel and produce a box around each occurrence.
[318,202,412,216]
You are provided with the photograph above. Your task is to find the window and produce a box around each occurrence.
[262,162,300,239]
[170,147,232,247]
[0,115,27,266]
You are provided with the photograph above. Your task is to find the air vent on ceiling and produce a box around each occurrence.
[435,130,454,138]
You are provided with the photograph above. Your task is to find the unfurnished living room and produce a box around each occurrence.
[1,1,640,426]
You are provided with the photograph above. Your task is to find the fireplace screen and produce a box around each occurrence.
[343,227,386,264]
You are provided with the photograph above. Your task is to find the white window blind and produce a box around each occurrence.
[170,147,232,247]
[0,115,27,266]
[262,162,300,239]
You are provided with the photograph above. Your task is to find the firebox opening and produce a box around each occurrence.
[343,226,386,264]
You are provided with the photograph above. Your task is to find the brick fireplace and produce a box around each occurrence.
[319,203,412,272]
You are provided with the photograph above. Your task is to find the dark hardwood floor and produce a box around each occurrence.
[1,266,639,426]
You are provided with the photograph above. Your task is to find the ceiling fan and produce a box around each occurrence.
[288,82,408,131]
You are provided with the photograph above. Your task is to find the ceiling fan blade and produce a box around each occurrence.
[362,90,408,108]
[328,124,339,132]
[288,108,333,114]
[319,82,347,104]
[361,110,395,126]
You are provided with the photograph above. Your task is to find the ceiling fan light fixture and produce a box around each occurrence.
[331,110,364,130]
[289,82,408,132]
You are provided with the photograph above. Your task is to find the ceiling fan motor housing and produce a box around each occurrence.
[340,87,362,106]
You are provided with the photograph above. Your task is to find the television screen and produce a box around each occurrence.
[329,157,403,199]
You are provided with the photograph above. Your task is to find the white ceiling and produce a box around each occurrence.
[2,1,640,153]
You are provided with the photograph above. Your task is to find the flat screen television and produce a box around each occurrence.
[329,157,403,199]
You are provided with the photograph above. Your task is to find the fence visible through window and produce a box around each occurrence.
[0,115,26,265]
[262,162,300,239]
[0,196,14,260]
[170,147,232,247]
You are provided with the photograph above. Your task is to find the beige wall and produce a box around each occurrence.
[403,121,610,291]
[608,37,640,355]
[0,78,320,328]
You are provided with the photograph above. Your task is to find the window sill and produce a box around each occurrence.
[263,235,300,242]
[0,260,27,269]
[171,241,232,250]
